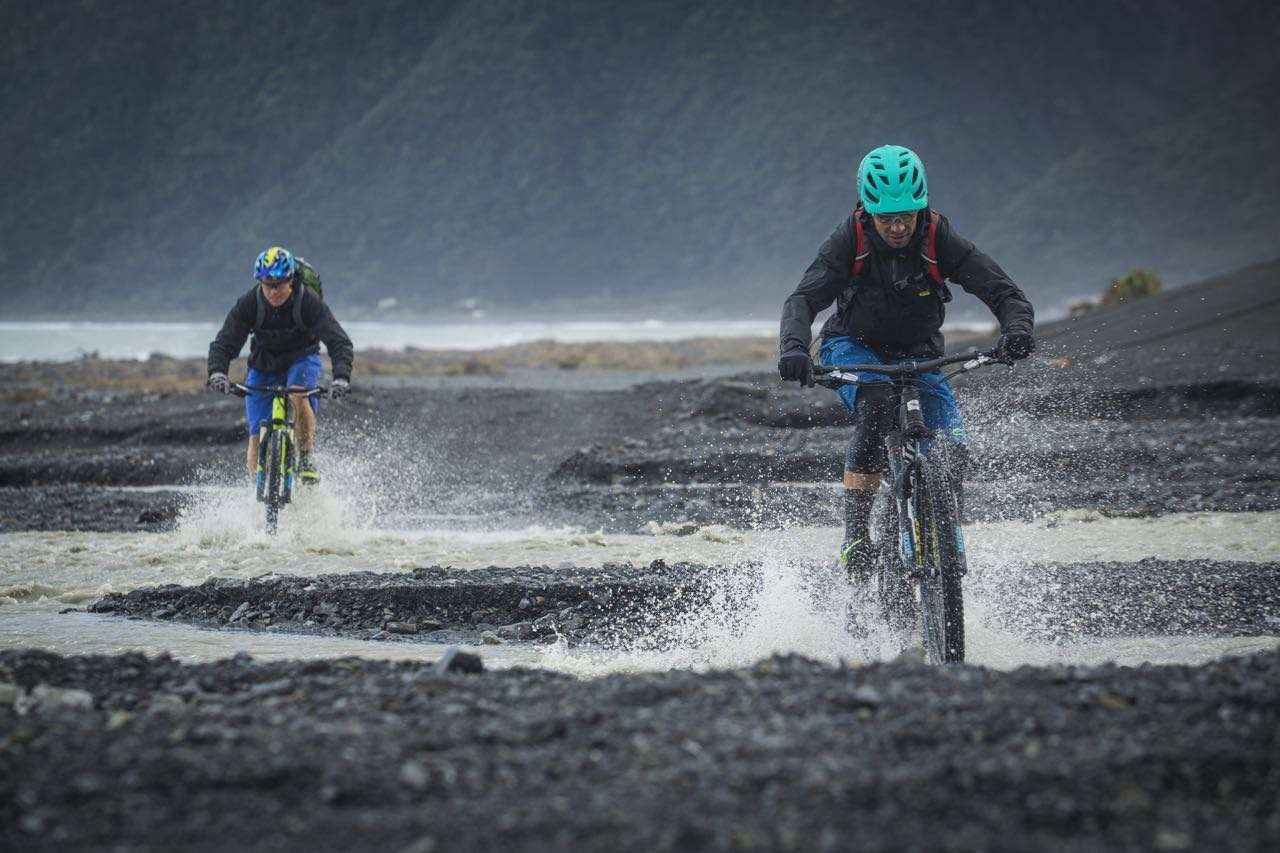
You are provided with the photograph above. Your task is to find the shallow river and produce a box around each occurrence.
[2,488,1277,675]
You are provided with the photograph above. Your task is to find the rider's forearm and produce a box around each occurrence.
[990,291,1034,335]
[939,220,1035,335]
[311,305,355,380]
[780,224,854,355]
[951,252,1034,334]
[207,306,250,376]
[779,292,821,355]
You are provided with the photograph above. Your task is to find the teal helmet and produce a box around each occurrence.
[857,145,928,214]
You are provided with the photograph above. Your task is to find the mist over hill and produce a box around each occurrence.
[2,0,1278,321]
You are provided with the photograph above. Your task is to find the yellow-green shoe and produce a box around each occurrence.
[298,455,320,487]
[838,537,874,582]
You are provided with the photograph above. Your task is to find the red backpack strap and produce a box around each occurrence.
[920,210,942,285]
[851,206,870,278]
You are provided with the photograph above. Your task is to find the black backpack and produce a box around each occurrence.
[253,256,323,333]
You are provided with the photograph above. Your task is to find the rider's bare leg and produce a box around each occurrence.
[843,471,881,491]
[291,393,316,452]
[246,436,259,483]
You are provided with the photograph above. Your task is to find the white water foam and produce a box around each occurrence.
[3,510,1277,670]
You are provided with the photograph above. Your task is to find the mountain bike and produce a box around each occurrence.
[231,382,329,535]
[814,349,1011,664]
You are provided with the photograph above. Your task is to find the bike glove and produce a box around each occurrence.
[206,372,231,395]
[329,377,351,400]
[778,352,815,387]
[999,332,1035,361]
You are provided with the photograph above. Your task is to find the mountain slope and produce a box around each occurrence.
[2,0,1277,319]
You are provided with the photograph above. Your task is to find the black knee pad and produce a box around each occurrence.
[844,384,897,474]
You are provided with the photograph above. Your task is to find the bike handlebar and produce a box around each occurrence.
[229,383,329,399]
[812,348,1012,388]
[814,348,1006,376]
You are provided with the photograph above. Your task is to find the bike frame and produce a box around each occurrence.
[815,349,1008,661]
[232,383,325,530]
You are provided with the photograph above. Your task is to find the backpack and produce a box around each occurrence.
[254,256,323,333]
[851,205,946,294]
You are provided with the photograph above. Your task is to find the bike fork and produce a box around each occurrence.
[255,425,268,501]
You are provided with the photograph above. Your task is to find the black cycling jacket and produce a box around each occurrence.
[779,208,1034,358]
[207,286,354,380]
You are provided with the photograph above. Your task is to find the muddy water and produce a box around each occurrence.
[2,491,1277,673]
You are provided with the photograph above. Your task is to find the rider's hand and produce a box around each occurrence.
[328,377,350,400]
[778,352,815,387]
[206,372,231,395]
[998,332,1035,361]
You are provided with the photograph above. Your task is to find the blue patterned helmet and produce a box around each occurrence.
[254,246,296,282]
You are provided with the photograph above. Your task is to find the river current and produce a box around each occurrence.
[1,483,1276,675]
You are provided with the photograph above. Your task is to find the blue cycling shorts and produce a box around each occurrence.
[244,354,322,437]
[818,336,968,444]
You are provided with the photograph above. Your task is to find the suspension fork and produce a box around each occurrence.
[885,431,916,574]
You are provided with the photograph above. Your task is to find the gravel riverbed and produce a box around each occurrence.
[2,647,1277,852]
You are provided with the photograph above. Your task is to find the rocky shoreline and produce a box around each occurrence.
[81,558,1280,650]
[3,647,1278,851]
[86,561,729,648]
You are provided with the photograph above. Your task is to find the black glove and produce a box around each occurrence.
[328,377,350,400]
[206,372,231,395]
[778,352,815,387]
[999,332,1035,361]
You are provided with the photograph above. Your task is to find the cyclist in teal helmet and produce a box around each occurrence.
[779,144,1036,580]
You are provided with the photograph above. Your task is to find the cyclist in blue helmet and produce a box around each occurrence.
[778,145,1035,579]
[207,246,354,487]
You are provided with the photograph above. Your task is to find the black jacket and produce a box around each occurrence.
[207,286,355,380]
[779,209,1034,358]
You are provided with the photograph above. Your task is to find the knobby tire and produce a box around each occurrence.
[872,493,915,637]
[264,430,284,535]
[916,455,965,663]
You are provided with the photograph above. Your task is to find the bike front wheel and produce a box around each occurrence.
[915,454,965,663]
[263,430,286,535]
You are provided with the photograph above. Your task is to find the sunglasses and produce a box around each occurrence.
[872,212,919,228]
[260,277,292,291]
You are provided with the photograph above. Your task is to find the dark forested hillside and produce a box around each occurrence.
[2,0,1278,320]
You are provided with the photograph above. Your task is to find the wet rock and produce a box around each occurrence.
[24,684,94,711]
[399,760,430,790]
[846,686,884,708]
[480,631,502,645]
[385,621,419,635]
[0,681,20,705]
[497,622,535,641]
[228,602,252,623]
[147,694,187,714]
[136,507,167,525]
[433,647,483,675]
